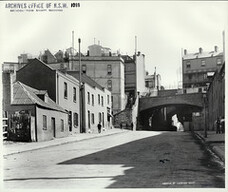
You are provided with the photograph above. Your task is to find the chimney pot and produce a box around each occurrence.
[184,49,187,55]
[199,47,203,54]
[214,46,218,52]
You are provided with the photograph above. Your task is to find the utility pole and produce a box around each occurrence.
[78,38,83,133]
[223,30,225,62]
[72,31,75,70]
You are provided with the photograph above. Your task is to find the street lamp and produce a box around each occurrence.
[203,93,207,138]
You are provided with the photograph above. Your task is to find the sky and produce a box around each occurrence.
[0,1,227,88]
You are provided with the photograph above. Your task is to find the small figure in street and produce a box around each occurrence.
[216,117,221,134]
[120,123,123,130]
[221,116,225,134]
[97,122,102,133]
[131,122,134,130]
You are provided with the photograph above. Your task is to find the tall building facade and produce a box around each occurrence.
[47,44,126,114]
[182,46,224,92]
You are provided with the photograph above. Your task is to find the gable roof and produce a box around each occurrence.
[12,81,66,113]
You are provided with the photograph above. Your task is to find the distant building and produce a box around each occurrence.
[67,71,112,133]
[54,50,64,62]
[182,46,224,92]
[121,53,147,105]
[16,58,81,134]
[88,44,111,57]
[145,70,161,96]
[41,49,57,64]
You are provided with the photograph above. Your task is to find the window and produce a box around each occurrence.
[99,112,101,123]
[102,112,104,127]
[186,61,191,68]
[88,110,90,128]
[92,94,94,106]
[74,113,78,127]
[82,64,86,74]
[101,96,104,106]
[203,73,207,79]
[201,60,206,67]
[217,58,222,65]
[107,64,112,75]
[107,80,112,91]
[87,92,90,104]
[107,95,110,105]
[73,87,76,102]
[64,82,68,99]
[98,94,100,105]
[68,111,72,131]
[61,119,64,132]
[188,74,192,80]
[43,115,47,130]
[92,113,95,124]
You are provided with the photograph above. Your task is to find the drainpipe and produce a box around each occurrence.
[35,105,38,142]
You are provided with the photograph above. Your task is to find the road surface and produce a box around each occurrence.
[3,131,225,188]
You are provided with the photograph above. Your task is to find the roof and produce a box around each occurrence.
[12,81,66,113]
[67,71,104,91]
[182,51,223,60]
[18,58,79,84]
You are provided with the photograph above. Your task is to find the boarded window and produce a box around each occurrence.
[43,115,47,130]
[61,119,64,132]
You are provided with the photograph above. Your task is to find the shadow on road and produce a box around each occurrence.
[58,132,224,188]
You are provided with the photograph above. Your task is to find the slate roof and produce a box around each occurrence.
[67,71,104,91]
[12,81,66,113]
[182,51,223,60]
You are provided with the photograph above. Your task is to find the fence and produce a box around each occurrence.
[3,117,8,140]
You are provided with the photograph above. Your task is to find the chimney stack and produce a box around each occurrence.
[214,45,218,52]
[199,47,203,54]
[184,49,187,55]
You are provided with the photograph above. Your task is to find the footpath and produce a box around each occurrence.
[3,128,129,156]
[194,130,225,162]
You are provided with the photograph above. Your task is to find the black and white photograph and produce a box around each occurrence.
[0,0,227,190]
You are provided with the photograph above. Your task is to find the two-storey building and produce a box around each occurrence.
[67,71,112,133]
[16,58,81,134]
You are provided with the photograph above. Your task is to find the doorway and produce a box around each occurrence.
[51,117,56,137]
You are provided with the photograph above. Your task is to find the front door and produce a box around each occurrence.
[51,117,56,137]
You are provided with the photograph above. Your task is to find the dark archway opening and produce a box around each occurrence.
[138,104,202,131]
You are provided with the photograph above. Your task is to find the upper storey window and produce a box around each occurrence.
[186,61,191,68]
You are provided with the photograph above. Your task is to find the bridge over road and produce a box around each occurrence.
[139,92,204,113]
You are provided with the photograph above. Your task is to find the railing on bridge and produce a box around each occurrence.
[141,87,207,98]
